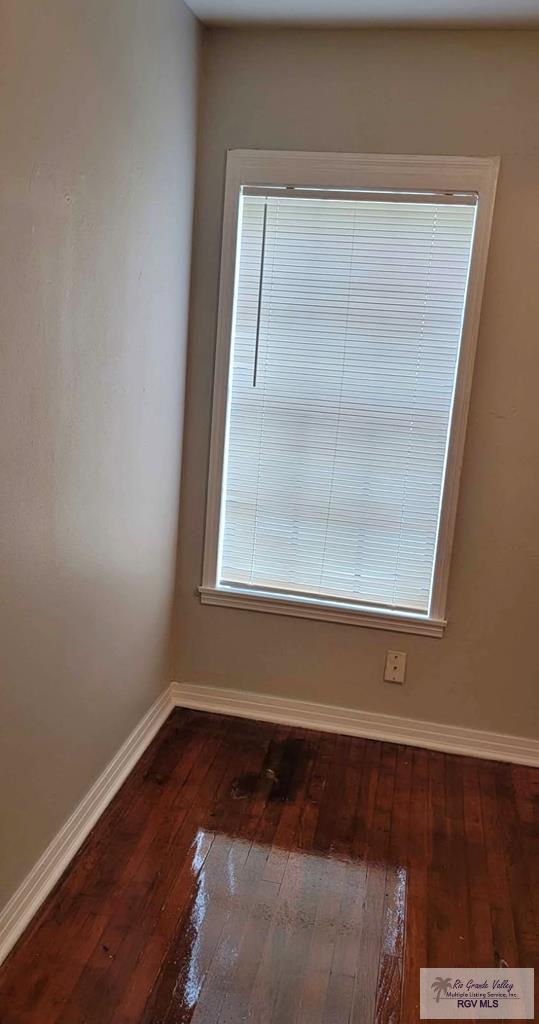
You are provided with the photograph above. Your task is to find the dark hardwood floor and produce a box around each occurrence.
[0,709,537,1023]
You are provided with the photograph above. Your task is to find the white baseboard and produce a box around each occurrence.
[171,682,539,768]
[0,686,174,967]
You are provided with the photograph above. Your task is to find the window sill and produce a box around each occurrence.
[199,586,446,638]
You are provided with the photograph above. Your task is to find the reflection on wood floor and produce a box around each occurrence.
[0,708,537,1022]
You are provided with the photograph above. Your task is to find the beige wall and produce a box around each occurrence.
[175,28,539,739]
[0,0,198,907]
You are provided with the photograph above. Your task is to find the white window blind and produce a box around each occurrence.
[218,188,477,615]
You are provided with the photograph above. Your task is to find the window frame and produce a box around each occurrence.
[200,149,499,638]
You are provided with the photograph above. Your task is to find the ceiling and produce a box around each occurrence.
[187,0,539,27]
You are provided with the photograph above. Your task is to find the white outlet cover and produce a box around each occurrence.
[384,650,407,684]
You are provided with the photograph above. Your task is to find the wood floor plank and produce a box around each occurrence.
[0,709,537,1024]
[375,953,403,1024]
[400,747,429,1024]
[494,765,539,969]
[478,760,521,968]
[349,742,396,1024]
[461,759,495,966]
[258,740,322,1024]
[296,857,349,1024]
[268,735,334,1024]
[238,729,323,1024]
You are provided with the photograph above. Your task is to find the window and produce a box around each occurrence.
[201,151,498,636]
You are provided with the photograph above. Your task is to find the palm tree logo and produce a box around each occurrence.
[431,977,452,1003]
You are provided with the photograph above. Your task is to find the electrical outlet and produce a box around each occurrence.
[384,650,407,684]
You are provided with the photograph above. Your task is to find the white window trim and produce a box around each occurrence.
[200,149,499,638]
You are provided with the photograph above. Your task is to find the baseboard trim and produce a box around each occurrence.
[0,686,174,967]
[172,682,539,768]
